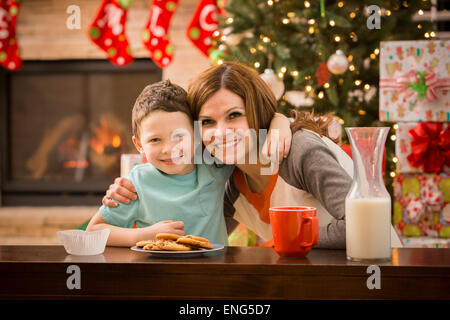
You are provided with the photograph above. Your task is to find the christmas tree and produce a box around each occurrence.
[215,0,435,190]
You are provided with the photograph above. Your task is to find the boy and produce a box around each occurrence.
[87,80,290,247]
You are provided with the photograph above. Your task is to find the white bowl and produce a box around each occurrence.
[57,229,110,255]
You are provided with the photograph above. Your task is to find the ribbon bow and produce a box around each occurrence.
[407,122,450,173]
[380,67,450,102]
[403,175,444,224]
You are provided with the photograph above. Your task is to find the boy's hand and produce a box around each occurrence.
[262,113,292,163]
[139,220,185,240]
[103,177,138,207]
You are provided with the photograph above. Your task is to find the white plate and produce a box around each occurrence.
[130,243,225,258]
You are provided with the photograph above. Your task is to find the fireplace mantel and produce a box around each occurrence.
[0,59,161,206]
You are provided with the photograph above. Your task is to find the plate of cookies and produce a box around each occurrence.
[131,233,224,258]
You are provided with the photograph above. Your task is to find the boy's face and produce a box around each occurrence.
[132,111,194,175]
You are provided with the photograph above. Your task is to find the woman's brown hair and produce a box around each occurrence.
[187,61,336,142]
[187,61,277,135]
[290,110,339,144]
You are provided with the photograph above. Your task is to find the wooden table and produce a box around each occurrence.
[0,245,449,300]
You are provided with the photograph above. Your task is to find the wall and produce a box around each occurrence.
[16,0,211,89]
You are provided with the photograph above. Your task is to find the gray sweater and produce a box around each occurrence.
[224,129,353,249]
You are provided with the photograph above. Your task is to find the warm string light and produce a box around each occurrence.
[304,1,310,8]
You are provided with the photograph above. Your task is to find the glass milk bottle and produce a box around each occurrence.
[345,127,391,262]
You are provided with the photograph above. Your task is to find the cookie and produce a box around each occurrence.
[185,235,210,243]
[161,240,191,251]
[136,240,154,248]
[142,240,165,250]
[176,237,214,249]
[156,233,182,241]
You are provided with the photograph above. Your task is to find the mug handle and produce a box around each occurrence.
[301,215,319,247]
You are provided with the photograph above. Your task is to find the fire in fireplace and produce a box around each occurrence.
[0,59,162,205]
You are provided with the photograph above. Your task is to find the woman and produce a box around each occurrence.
[103,61,354,249]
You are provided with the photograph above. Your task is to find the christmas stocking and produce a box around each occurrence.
[88,0,133,66]
[0,0,22,71]
[186,0,224,57]
[142,0,178,69]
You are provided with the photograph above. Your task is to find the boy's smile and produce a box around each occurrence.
[133,110,195,175]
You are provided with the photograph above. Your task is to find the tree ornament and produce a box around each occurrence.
[284,90,314,107]
[88,0,133,66]
[142,0,179,68]
[260,68,285,100]
[315,62,331,87]
[327,50,348,75]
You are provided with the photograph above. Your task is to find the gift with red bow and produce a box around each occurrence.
[379,40,450,122]
[395,122,450,173]
[394,173,450,238]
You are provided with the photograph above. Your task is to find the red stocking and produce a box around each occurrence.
[0,0,22,71]
[142,0,179,69]
[186,0,224,57]
[88,0,133,66]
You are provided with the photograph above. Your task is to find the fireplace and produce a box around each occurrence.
[0,59,162,206]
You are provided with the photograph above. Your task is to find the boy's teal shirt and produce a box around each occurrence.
[99,163,235,245]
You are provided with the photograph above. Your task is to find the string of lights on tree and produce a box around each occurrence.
[208,0,437,190]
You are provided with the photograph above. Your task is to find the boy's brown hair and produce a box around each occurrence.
[132,80,192,140]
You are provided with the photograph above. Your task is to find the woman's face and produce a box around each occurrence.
[198,88,256,165]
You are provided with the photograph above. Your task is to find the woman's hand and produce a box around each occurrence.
[262,112,292,162]
[102,177,138,207]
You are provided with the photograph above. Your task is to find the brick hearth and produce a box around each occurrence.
[0,207,97,245]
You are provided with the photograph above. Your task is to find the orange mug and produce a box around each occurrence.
[269,206,319,257]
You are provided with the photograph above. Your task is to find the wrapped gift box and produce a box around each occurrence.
[395,122,450,173]
[401,236,449,248]
[379,40,450,122]
[393,173,450,238]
